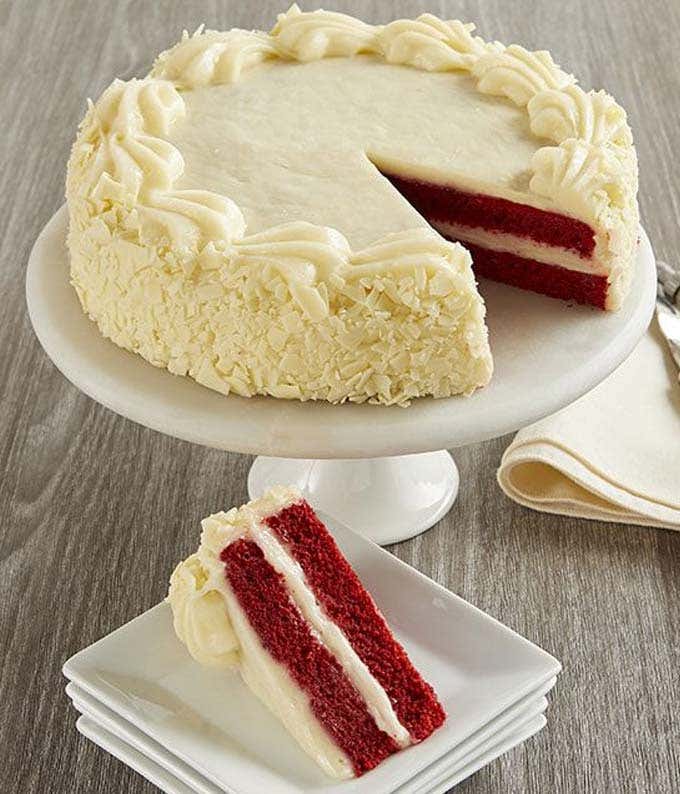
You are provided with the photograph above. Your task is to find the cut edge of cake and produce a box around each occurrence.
[168,486,446,778]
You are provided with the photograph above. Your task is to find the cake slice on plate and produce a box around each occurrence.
[168,486,445,778]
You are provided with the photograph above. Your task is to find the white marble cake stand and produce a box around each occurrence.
[27,206,656,544]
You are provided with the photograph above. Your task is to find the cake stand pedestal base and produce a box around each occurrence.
[247,451,459,546]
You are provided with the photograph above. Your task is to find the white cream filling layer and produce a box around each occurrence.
[433,220,608,275]
[251,519,411,749]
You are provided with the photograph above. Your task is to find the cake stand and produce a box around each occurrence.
[26,207,656,544]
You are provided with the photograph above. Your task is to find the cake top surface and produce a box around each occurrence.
[168,56,540,246]
[75,3,637,275]
[137,4,636,251]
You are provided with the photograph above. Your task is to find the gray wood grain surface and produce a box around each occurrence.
[1,0,679,792]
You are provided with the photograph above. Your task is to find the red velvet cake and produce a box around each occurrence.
[168,487,445,778]
[68,6,640,405]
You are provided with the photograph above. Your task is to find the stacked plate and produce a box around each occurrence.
[63,516,561,794]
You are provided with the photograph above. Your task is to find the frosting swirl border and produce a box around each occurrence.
[148,3,637,308]
[72,3,637,304]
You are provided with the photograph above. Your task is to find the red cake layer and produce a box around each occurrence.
[457,242,609,308]
[383,171,596,259]
[221,538,400,776]
[264,501,446,742]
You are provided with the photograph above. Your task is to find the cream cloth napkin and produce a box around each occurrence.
[498,318,680,530]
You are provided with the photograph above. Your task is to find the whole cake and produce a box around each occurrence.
[67,5,638,406]
[168,487,446,777]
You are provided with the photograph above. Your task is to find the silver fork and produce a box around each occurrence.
[656,260,680,379]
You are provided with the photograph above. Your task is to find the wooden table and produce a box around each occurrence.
[2,1,679,791]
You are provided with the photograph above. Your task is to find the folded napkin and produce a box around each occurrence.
[498,318,680,530]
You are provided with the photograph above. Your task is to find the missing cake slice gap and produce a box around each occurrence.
[379,170,610,309]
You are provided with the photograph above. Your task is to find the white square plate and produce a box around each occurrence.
[418,713,547,794]
[77,715,195,794]
[400,677,555,793]
[67,678,552,794]
[75,712,546,794]
[68,683,223,794]
[63,517,560,794]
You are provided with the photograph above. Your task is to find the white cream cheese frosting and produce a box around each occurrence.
[168,552,240,668]
[168,486,414,778]
[166,59,541,245]
[67,5,638,406]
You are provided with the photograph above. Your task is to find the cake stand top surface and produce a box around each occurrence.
[27,206,656,459]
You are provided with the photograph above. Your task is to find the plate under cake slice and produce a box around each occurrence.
[168,487,446,779]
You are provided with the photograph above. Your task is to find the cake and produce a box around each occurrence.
[66,5,638,406]
[168,487,446,778]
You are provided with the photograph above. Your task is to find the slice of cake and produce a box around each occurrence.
[168,487,445,778]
